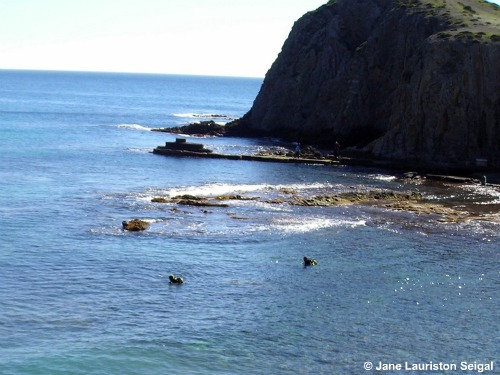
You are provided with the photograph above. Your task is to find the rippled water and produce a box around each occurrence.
[0,70,498,374]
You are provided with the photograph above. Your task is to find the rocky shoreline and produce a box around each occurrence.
[135,125,500,231]
[122,183,500,231]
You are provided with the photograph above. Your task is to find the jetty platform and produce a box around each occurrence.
[152,139,497,185]
[153,138,338,165]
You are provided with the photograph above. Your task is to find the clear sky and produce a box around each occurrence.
[0,0,328,77]
[1,0,499,78]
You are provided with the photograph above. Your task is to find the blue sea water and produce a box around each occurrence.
[0,70,498,374]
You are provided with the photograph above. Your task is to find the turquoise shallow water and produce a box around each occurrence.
[0,70,498,374]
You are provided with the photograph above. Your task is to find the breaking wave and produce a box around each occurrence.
[172,113,236,123]
[117,123,153,131]
[369,174,397,181]
[143,182,337,200]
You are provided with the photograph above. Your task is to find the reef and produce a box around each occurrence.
[148,187,500,223]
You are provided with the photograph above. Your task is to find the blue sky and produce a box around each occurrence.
[1,0,499,77]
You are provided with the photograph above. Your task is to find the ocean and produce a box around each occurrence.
[0,70,498,374]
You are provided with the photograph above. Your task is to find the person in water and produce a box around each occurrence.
[169,274,184,284]
[303,256,318,266]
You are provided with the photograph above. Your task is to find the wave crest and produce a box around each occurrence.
[158,182,335,199]
[117,124,152,131]
[172,113,236,121]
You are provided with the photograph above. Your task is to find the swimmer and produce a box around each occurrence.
[303,256,318,266]
[169,274,184,284]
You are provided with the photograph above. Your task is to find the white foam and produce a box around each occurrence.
[458,184,500,205]
[286,182,336,190]
[271,216,366,234]
[162,182,335,198]
[369,174,397,181]
[172,113,235,120]
[172,113,197,118]
[165,183,269,198]
[477,199,500,205]
[126,147,154,153]
[117,124,153,131]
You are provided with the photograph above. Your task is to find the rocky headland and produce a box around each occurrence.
[226,0,500,172]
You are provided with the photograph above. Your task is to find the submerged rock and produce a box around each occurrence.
[152,194,258,207]
[290,190,422,206]
[177,199,229,207]
[213,194,259,201]
[152,197,169,203]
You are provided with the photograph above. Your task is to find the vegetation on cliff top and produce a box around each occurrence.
[378,0,500,41]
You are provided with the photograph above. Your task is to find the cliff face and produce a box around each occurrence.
[232,0,500,169]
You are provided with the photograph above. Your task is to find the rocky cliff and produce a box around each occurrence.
[228,0,500,170]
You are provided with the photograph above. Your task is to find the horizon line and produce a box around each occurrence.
[0,67,265,80]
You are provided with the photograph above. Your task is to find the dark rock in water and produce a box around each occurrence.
[122,219,150,231]
[176,199,229,207]
[151,197,169,203]
[291,190,422,206]
[151,194,248,207]
[152,120,226,137]
[172,194,205,201]
[213,194,259,201]
[227,0,500,170]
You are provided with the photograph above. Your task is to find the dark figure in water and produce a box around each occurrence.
[169,274,184,284]
[303,256,318,266]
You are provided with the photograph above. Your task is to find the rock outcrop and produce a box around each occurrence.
[122,219,150,231]
[152,120,226,137]
[227,0,500,170]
